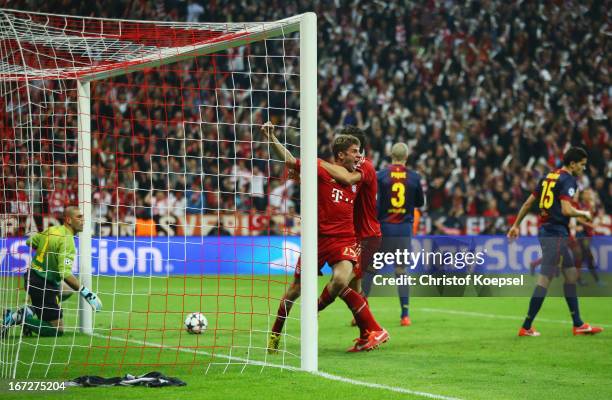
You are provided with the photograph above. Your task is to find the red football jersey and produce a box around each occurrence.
[354,158,381,240]
[295,158,357,237]
[317,159,357,237]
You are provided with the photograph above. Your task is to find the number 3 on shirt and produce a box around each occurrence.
[391,182,405,208]
[539,180,556,209]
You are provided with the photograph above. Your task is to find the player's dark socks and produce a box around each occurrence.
[361,271,375,298]
[522,285,547,330]
[396,273,409,318]
[400,301,409,318]
[317,286,335,311]
[563,283,584,327]
[271,296,293,335]
[587,264,600,283]
[24,316,62,337]
[339,287,382,336]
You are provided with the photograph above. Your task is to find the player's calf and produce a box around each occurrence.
[271,282,300,336]
[328,261,354,297]
[318,261,354,311]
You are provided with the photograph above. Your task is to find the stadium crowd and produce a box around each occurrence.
[2,0,610,236]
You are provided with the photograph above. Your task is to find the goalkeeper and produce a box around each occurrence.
[2,206,102,337]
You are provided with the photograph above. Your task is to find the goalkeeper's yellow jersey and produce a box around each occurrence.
[26,225,76,285]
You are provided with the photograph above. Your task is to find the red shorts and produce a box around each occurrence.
[355,235,382,278]
[294,237,358,279]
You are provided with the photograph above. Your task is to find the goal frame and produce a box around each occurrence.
[3,9,318,373]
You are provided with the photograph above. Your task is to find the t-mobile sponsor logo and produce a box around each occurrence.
[331,188,353,204]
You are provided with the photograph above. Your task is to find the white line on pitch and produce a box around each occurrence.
[91,332,292,370]
[418,307,612,328]
[92,333,462,400]
[313,371,462,400]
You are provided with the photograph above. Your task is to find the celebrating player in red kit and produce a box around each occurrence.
[315,127,382,326]
[263,122,388,353]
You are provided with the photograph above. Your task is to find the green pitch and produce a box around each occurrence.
[1,276,611,399]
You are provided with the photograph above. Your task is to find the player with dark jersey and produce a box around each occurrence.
[369,143,424,326]
[529,196,582,275]
[508,147,603,336]
[263,123,388,353]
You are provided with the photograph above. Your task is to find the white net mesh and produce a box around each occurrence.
[0,8,307,378]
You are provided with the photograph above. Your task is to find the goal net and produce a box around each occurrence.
[0,8,317,379]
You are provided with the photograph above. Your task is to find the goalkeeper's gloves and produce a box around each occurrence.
[80,286,102,312]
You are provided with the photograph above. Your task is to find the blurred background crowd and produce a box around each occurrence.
[1,0,610,236]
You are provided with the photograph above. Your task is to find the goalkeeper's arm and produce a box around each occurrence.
[57,237,102,311]
[64,274,103,312]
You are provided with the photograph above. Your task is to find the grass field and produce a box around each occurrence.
[1,275,611,400]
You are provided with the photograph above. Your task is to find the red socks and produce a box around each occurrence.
[272,296,294,335]
[340,287,382,336]
[317,286,335,311]
[317,285,382,337]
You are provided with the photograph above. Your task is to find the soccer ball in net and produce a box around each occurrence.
[184,312,208,334]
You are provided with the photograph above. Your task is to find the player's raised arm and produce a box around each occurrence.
[319,160,362,185]
[507,194,537,239]
[261,121,297,169]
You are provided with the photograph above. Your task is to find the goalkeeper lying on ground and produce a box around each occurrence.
[1,206,102,337]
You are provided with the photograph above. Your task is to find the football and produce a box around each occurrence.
[184,312,208,334]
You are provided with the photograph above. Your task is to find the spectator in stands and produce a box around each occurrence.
[151,191,170,218]
[169,190,187,219]
[251,165,267,212]
[92,190,112,235]
[483,199,500,218]
[186,181,206,214]
[208,220,231,236]
[434,201,466,236]
[186,0,204,22]
[269,180,296,214]
[48,181,69,221]
[5,0,610,236]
